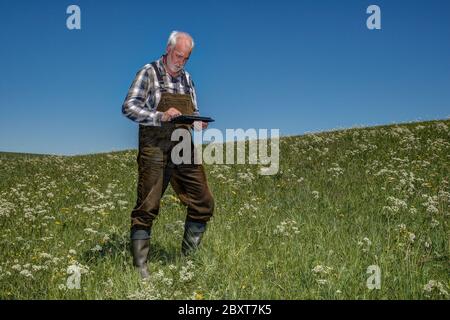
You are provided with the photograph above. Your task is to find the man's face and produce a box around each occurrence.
[166,38,192,74]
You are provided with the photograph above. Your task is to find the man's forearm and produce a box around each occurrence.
[122,99,163,126]
[122,66,164,126]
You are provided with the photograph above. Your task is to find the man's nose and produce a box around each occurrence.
[176,57,186,64]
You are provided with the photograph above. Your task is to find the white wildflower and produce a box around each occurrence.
[58,284,67,290]
[327,163,344,178]
[12,264,22,271]
[312,265,333,274]
[91,245,102,252]
[430,219,440,228]
[357,237,372,252]
[32,265,44,272]
[383,196,408,215]
[39,253,53,259]
[423,280,449,297]
[421,195,440,215]
[19,269,33,278]
[84,228,98,235]
[274,219,300,237]
[179,261,195,282]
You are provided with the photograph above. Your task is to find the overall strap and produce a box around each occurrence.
[151,61,165,86]
[181,70,191,93]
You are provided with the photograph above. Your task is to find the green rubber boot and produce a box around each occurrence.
[181,220,207,256]
[130,228,151,279]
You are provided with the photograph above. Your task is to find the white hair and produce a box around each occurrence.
[167,31,195,50]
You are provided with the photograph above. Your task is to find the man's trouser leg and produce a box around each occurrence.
[131,146,172,230]
[170,163,215,255]
[130,145,172,278]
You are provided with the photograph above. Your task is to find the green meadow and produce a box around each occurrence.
[0,119,449,299]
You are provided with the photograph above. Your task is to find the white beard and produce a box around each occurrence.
[167,56,183,73]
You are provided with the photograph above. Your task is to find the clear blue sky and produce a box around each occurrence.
[0,0,449,155]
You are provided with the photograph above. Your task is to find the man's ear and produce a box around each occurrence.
[166,45,171,55]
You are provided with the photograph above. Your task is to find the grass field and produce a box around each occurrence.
[0,119,449,299]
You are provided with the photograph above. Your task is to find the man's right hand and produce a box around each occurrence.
[161,107,182,122]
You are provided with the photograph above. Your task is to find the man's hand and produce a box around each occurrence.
[193,121,208,131]
[162,107,182,122]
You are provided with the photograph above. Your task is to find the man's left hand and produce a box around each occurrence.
[193,121,208,131]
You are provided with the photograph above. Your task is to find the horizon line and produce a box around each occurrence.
[1,117,448,157]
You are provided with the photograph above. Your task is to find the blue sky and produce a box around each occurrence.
[0,0,449,155]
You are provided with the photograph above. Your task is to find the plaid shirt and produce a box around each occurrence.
[122,55,199,126]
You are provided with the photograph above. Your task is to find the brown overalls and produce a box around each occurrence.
[130,91,215,231]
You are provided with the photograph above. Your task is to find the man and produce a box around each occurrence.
[122,31,215,279]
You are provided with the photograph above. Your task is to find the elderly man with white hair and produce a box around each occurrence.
[122,31,215,279]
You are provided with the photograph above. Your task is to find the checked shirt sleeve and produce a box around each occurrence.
[185,71,200,116]
[122,66,163,126]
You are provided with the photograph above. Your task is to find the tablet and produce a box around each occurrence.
[171,115,215,124]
